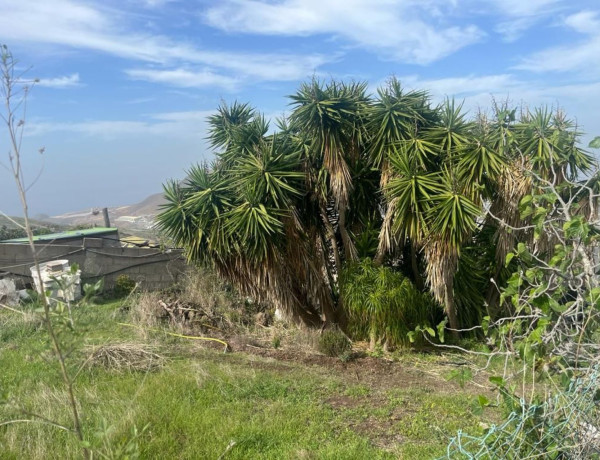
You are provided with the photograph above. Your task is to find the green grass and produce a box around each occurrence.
[0,300,490,459]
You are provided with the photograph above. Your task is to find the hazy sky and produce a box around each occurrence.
[1,0,599,216]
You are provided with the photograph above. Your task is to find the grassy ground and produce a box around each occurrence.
[0,299,494,459]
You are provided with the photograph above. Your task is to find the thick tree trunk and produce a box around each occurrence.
[295,305,324,328]
[338,204,358,262]
[410,243,424,290]
[319,283,339,326]
[321,208,342,275]
[445,284,460,339]
[369,328,377,352]
[320,232,338,295]
[374,199,396,267]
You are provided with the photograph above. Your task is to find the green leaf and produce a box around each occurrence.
[436,319,447,343]
[519,195,534,218]
[482,316,490,336]
[589,136,600,149]
[478,394,490,408]
[489,376,505,386]
[505,252,515,267]
[564,217,589,239]
[549,299,567,314]
[516,242,531,262]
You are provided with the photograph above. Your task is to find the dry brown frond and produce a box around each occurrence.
[376,198,399,262]
[491,158,533,267]
[425,239,459,330]
[324,145,352,209]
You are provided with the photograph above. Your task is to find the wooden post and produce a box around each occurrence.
[102,208,111,228]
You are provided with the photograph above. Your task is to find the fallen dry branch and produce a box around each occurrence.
[151,297,228,332]
[83,343,165,373]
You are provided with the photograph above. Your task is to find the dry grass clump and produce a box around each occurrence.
[84,343,165,373]
[127,291,163,331]
[175,268,265,331]
[127,267,271,336]
[0,306,45,339]
[247,319,325,353]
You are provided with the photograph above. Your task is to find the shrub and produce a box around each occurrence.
[317,328,351,358]
[114,274,136,298]
[445,158,600,458]
[341,259,440,349]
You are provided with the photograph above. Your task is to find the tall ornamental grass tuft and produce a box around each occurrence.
[340,259,440,349]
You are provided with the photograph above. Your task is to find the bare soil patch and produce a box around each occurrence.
[229,338,489,395]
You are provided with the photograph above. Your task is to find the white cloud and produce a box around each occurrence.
[203,0,484,65]
[126,96,156,104]
[149,110,215,122]
[37,73,81,88]
[484,0,562,18]
[126,68,239,90]
[137,0,175,8]
[0,0,192,64]
[495,17,541,42]
[0,0,328,86]
[399,73,600,142]
[564,10,599,34]
[470,0,564,41]
[515,10,600,73]
[26,110,214,139]
[124,50,328,89]
[202,52,329,81]
[401,74,520,98]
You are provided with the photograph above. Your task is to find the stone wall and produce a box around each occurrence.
[0,240,187,291]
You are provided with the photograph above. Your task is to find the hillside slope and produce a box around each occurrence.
[46,192,166,237]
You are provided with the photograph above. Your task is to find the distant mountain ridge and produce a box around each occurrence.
[46,192,166,236]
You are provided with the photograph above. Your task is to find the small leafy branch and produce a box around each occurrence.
[0,45,90,459]
[442,155,600,458]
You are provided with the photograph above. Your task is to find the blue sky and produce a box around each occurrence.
[1,0,599,216]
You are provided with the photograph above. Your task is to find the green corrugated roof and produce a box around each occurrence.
[1,227,118,243]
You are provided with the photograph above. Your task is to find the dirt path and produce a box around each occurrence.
[228,339,491,395]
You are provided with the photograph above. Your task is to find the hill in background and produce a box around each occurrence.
[45,192,166,238]
[2,191,166,240]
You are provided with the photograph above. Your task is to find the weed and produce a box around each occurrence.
[367,345,384,358]
[317,328,351,358]
[345,385,371,398]
[445,367,473,389]
[272,335,281,349]
[114,275,136,298]
[339,349,353,362]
